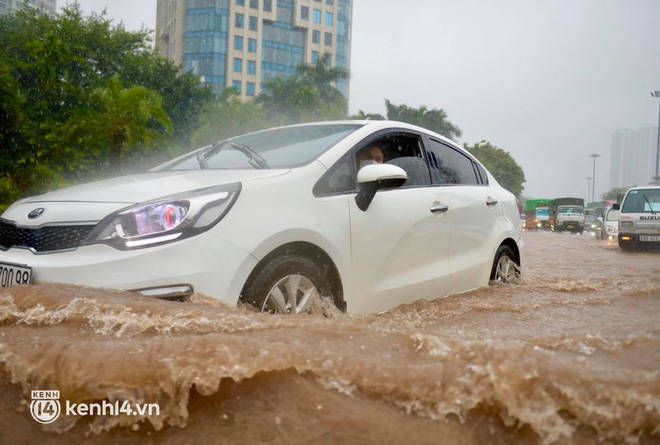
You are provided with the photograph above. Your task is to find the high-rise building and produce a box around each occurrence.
[0,0,57,15]
[610,127,659,189]
[156,0,352,100]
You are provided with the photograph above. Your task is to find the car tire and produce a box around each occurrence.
[490,245,519,283]
[240,254,335,314]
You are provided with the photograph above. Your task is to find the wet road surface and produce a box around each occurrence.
[0,231,658,444]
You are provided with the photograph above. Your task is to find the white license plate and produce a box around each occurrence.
[0,263,32,288]
[639,235,660,242]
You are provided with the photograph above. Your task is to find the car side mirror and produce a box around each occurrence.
[597,216,603,223]
[612,203,620,210]
[355,164,407,211]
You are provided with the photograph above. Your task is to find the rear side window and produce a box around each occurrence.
[476,163,489,185]
[427,139,480,185]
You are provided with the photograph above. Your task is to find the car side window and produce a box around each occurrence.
[355,133,431,188]
[313,150,356,196]
[427,139,480,185]
[476,162,489,185]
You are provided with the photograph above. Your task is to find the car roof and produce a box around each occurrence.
[627,186,660,191]
[293,120,461,147]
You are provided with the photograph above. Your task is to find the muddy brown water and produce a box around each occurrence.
[0,231,658,444]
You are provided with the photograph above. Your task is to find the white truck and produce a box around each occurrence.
[615,186,660,251]
[553,198,585,234]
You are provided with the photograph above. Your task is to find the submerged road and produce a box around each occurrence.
[0,231,658,444]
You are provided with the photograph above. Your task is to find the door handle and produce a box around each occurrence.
[430,204,449,213]
[486,198,498,206]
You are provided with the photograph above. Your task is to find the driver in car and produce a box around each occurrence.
[358,144,385,168]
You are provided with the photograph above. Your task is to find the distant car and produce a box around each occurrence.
[0,121,523,315]
[617,186,660,251]
[595,206,619,240]
[584,209,598,234]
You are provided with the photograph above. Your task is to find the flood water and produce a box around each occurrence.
[0,231,658,444]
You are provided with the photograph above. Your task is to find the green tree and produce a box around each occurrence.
[0,51,25,175]
[350,110,385,120]
[120,53,213,147]
[190,88,270,148]
[464,140,526,196]
[296,53,349,105]
[257,75,320,125]
[385,100,462,140]
[0,4,210,200]
[61,76,172,172]
[600,187,629,201]
[258,53,349,124]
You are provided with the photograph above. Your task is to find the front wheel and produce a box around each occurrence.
[240,254,335,314]
[490,245,520,283]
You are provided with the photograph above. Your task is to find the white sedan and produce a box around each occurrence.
[0,121,523,315]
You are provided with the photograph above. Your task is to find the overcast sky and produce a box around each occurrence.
[63,0,660,200]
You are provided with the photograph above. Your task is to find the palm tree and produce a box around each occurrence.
[297,53,349,104]
[63,75,172,171]
[385,99,462,140]
[350,110,385,121]
[258,53,349,124]
[256,75,319,124]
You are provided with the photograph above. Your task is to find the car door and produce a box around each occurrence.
[425,137,501,295]
[348,130,452,315]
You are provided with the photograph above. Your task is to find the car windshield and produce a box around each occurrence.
[558,206,584,215]
[159,124,363,170]
[536,208,549,216]
[621,189,660,213]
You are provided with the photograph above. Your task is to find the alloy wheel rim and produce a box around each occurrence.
[495,255,516,283]
[262,274,319,314]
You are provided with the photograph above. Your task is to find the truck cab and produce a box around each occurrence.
[552,197,585,234]
[617,186,660,251]
[536,207,552,230]
[555,205,585,233]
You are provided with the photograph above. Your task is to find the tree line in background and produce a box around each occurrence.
[0,5,526,208]
[600,187,629,202]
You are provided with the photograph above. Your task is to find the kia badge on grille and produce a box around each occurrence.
[28,208,46,219]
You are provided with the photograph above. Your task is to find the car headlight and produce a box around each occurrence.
[591,224,597,228]
[620,221,633,230]
[537,223,541,227]
[606,225,616,233]
[82,183,241,250]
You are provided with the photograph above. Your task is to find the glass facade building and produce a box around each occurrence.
[0,0,57,15]
[156,0,352,101]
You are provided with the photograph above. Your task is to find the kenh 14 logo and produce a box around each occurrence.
[30,390,61,424]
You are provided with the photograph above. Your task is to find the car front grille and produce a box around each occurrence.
[0,220,95,253]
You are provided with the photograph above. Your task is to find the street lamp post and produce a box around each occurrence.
[586,177,592,203]
[651,91,660,185]
[589,154,600,203]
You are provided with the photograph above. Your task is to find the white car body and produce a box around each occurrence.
[617,186,660,249]
[596,206,619,240]
[0,121,523,315]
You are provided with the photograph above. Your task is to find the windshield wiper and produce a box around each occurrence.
[230,142,270,169]
[640,193,657,215]
[195,140,270,170]
[196,141,225,170]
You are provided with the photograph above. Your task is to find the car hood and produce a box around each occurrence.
[25,169,290,204]
[2,169,289,225]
